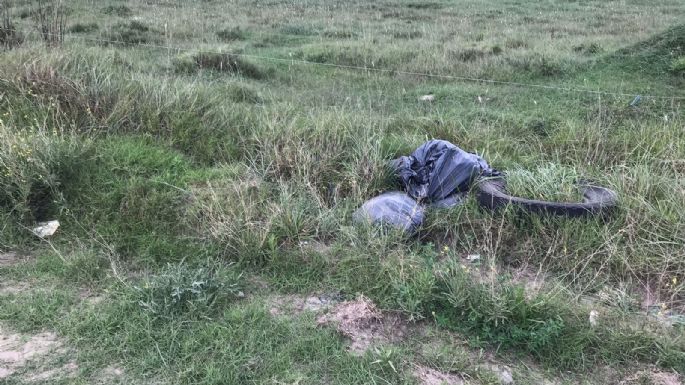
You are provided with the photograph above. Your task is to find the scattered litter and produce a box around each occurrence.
[354,139,617,234]
[354,140,494,234]
[466,254,481,262]
[589,310,599,327]
[31,220,60,238]
[629,95,642,107]
[419,94,435,102]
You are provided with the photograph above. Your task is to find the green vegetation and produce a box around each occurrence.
[1,0,684,383]
[505,164,583,202]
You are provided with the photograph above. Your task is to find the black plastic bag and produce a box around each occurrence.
[392,140,494,202]
[354,140,493,234]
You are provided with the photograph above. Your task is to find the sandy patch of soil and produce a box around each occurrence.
[412,364,463,385]
[316,295,407,355]
[0,324,62,380]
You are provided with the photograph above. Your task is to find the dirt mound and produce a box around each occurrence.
[413,364,463,385]
[316,296,406,355]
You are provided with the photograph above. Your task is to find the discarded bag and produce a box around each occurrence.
[392,139,495,203]
[355,140,492,234]
[352,191,425,234]
[354,139,618,234]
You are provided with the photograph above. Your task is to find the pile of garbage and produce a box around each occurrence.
[354,140,618,234]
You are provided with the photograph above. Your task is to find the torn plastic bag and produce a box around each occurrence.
[393,140,494,202]
[353,191,425,234]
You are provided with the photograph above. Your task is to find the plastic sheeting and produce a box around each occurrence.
[393,140,494,202]
[354,140,493,234]
[352,191,425,234]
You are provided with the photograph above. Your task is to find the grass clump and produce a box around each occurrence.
[68,21,98,33]
[101,4,132,17]
[505,163,584,202]
[1,1,23,49]
[431,260,685,369]
[216,26,246,42]
[573,42,603,55]
[671,56,685,74]
[101,20,156,46]
[135,261,244,320]
[32,0,66,47]
[173,52,265,79]
[0,120,91,227]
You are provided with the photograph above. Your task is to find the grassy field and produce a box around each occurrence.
[1,0,685,383]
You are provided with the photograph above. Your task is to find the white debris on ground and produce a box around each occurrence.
[31,220,60,238]
[589,310,599,327]
[419,94,435,102]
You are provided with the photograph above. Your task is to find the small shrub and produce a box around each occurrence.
[0,120,91,225]
[1,1,23,49]
[301,44,392,67]
[573,42,603,55]
[135,262,243,320]
[391,30,422,39]
[32,0,66,47]
[491,45,503,55]
[279,24,317,36]
[505,38,527,49]
[226,83,262,103]
[17,7,29,19]
[18,63,112,122]
[216,26,245,42]
[405,2,443,10]
[68,21,98,33]
[102,4,132,17]
[452,48,487,62]
[174,52,265,79]
[322,30,356,39]
[506,54,563,77]
[102,20,156,46]
[671,56,685,74]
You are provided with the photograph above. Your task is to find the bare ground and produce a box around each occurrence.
[316,295,407,355]
[412,364,464,385]
[0,324,64,380]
